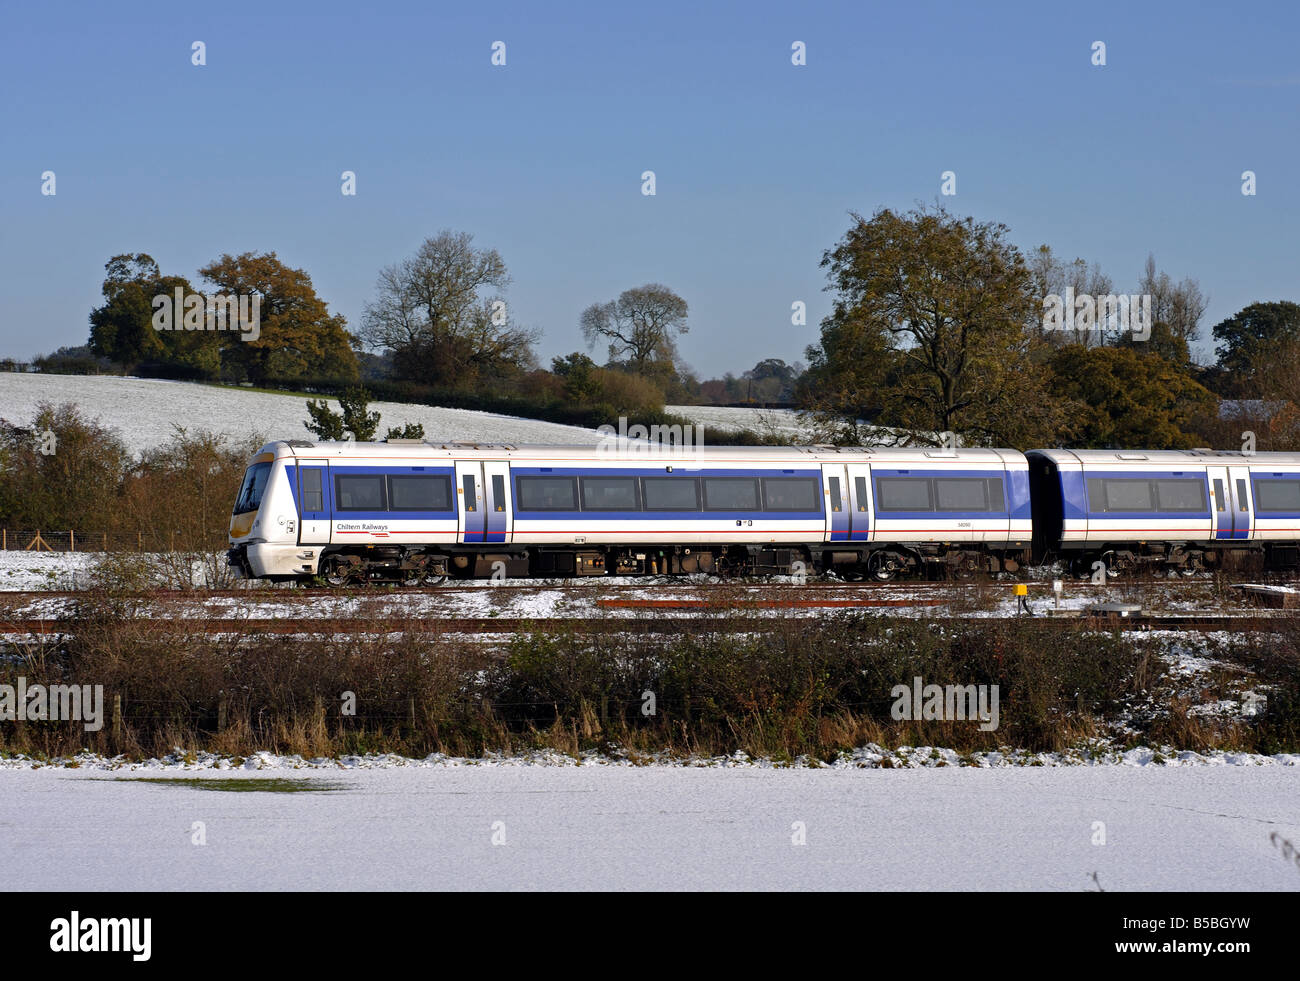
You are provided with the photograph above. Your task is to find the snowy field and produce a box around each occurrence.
[666,404,812,439]
[2,762,1297,890]
[0,373,601,455]
[666,404,936,446]
[0,373,922,458]
[0,550,93,590]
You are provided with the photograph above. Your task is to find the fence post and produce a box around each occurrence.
[2,528,5,550]
[409,696,417,732]
[112,694,122,745]
[217,690,227,731]
[70,530,75,552]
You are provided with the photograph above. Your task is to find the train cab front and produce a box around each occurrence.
[227,445,311,580]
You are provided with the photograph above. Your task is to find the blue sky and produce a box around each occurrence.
[2,0,1296,376]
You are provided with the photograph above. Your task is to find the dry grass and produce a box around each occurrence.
[2,592,1295,761]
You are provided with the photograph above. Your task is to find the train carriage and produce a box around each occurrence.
[227,439,1033,583]
[1028,448,1300,575]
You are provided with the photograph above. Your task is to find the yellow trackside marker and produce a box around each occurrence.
[1013,584,1028,596]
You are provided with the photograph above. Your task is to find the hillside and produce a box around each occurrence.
[0,374,603,454]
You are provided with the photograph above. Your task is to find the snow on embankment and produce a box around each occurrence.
[0,373,601,456]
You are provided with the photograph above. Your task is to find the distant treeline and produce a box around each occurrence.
[23,211,1300,452]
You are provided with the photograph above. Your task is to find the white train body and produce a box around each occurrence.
[1028,448,1300,572]
[228,440,1033,582]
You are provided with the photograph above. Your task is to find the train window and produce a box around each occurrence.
[828,477,842,513]
[703,477,760,511]
[643,477,699,511]
[492,474,506,512]
[1236,479,1249,512]
[934,478,989,512]
[300,468,323,512]
[1087,478,1153,512]
[1253,478,1300,512]
[234,462,272,514]
[463,474,477,512]
[855,476,868,512]
[1213,479,1226,512]
[335,474,386,511]
[388,475,453,511]
[581,476,639,511]
[875,477,932,512]
[987,478,1005,513]
[515,476,577,511]
[1153,479,1207,512]
[761,477,820,512]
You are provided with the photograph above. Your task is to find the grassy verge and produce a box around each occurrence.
[3,590,1296,762]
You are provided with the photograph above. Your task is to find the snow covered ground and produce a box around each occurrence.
[0,373,601,455]
[0,550,93,590]
[666,404,940,447]
[666,404,812,439]
[2,761,1296,889]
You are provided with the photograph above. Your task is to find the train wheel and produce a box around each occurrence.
[402,575,447,587]
[323,556,354,587]
[1098,551,1123,579]
[867,551,898,582]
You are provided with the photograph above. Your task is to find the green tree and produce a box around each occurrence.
[1048,345,1217,448]
[1211,301,1300,391]
[199,251,358,384]
[304,400,346,441]
[89,253,217,375]
[384,422,426,439]
[742,358,803,402]
[304,388,380,441]
[551,352,603,404]
[1117,319,1191,367]
[802,204,1074,447]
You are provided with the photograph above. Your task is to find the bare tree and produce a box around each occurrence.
[1139,253,1207,348]
[360,230,537,385]
[1030,245,1115,347]
[580,284,689,375]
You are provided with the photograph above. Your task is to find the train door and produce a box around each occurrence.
[483,461,512,544]
[455,460,487,544]
[297,459,331,544]
[1208,465,1253,541]
[845,464,872,541]
[823,464,849,542]
[1227,465,1254,541]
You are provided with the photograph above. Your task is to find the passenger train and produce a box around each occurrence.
[225,438,1300,583]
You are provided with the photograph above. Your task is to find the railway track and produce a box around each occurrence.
[1,573,1293,604]
[1,612,1294,637]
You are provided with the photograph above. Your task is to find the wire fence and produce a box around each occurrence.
[0,530,215,553]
